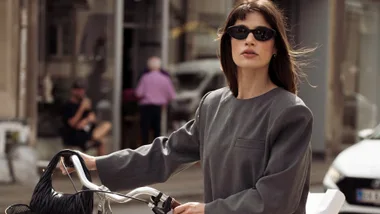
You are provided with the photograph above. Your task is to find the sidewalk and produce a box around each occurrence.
[0,159,331,211]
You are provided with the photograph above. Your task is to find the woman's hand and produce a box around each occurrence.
[59,150,97,175]
[173,202,205,214]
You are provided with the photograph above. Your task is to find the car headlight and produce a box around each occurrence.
[326,166,344,183]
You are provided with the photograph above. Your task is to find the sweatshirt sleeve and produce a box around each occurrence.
[95,93,210,191]
[205,105,313,214]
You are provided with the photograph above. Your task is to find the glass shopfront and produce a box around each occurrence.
[37,0,116,157]
[340,0,380,144]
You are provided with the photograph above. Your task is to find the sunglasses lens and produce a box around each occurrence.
[253,27,275,41]
[227,26,276,41]
[228,26,249,40]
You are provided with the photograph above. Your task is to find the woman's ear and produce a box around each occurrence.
[273,46,277,56]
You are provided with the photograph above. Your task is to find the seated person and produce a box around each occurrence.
[61,80,111,156]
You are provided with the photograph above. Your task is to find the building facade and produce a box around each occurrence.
[3,0,379,159]
[0,0,39,145]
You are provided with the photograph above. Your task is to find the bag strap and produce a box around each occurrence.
[42,149,93,185]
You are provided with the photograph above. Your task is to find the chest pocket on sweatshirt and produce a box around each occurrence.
[232,138,266,182]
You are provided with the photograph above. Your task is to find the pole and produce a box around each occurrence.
[18,0,28,118]
[161,0,169,135]
[161,0,169,67]
[26,0,39,146]
[112,0,124,152]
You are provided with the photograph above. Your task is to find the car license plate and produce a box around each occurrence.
[356,189,380,204]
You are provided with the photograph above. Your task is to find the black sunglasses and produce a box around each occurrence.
[226,25,276,41]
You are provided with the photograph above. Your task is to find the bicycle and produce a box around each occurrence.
[5,149,346,214]
[5,149,180,214]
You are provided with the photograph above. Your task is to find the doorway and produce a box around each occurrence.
[121,28,140,149]
[122,28,134,90]
[120,0,163,149]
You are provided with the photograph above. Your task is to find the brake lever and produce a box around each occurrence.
[97,192,113,214]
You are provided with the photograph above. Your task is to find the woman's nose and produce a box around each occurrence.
[245,32,256,46]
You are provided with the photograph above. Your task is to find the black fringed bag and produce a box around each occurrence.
[6,150,94,214]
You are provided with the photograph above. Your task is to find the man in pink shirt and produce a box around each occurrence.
[135,56,176,145]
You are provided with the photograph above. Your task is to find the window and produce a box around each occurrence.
[174,72,206,92]
[62,22,73,55]
[47,21,74,58]
[45,1,75,59]
[47,25,58,55]
[340,0,380,144]
[206,73,225,92]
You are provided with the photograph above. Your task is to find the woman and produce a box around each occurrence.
[62,1,313,213]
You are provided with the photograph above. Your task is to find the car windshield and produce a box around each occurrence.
[173,72,206,92]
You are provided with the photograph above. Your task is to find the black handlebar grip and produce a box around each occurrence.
[171,198,181,209]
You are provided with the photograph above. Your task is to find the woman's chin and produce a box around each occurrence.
[236,63,266,71]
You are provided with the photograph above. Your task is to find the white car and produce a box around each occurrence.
[168,59,226,127]
[323,125,380,213]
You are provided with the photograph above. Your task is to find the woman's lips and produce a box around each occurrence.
[242,52,258,58]
[241,49,258,58]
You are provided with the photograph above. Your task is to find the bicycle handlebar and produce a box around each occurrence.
[70,155,181,209]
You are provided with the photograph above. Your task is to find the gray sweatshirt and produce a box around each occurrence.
[96,87,313,214]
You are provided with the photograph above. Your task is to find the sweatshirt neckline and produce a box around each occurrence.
[230,87,282,102]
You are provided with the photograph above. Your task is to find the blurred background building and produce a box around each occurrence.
[0,0,379,162]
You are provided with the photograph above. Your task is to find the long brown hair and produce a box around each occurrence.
[218,0,314,96]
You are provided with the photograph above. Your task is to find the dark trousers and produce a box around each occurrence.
[139,105,162,145]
